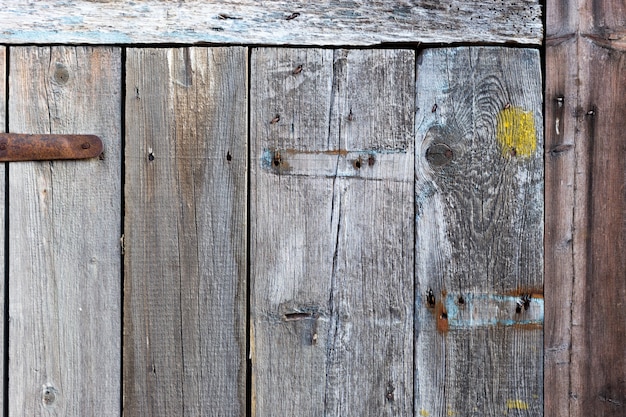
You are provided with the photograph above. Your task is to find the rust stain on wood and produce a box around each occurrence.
[512,322,543,331]
[435,299,449,333]
[283,148,349,157]
[505,287,544,299]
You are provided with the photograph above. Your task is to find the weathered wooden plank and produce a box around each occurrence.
[544,3,577,416]
[415,47,543,416]
[124,47,248,417]
[8,46,121,416]
[0,0,542,45]
[546,1,626,415]
[571,38,626,417]
[577,39,626,415]
[250,48,414,417]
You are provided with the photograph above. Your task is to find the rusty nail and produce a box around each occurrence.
[504,102,511,110]
[81,142,91,149]
[426,289,435,308]
[270,114,280,124]
[431,103,438,113]
[286,12,300,20]
[273,151,281,167]
[293,64,303,75]
[368,155,375,166]
[0,144,6,151]
[556,96,564,108]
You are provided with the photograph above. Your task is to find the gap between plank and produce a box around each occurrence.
[245,46,253,417]
[119,46,127,417]
[3,45,10,417]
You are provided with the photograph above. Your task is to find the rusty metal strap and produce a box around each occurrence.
[0,133,103,162]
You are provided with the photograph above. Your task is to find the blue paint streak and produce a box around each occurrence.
[444,293,544,328]
[3,29,239,44]
[60,16,84,25]
[4,30,133,43]
[260,149,274,169]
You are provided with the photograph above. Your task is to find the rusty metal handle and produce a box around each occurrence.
[0,133,103,162]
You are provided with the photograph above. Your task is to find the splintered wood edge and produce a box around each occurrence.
[0,0,542,45]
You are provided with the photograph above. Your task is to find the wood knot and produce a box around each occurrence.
[426,143,453,167]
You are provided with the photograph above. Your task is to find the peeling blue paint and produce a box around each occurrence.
[444,293,544,328]
[3,30,133,43]
[2,28,243,45]
[60,16,84,25]
[260,149,274,169]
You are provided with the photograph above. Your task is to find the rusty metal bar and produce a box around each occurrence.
[0,133,102,162]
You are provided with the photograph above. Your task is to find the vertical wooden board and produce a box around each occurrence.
[8,47,121,415]
[569,39,626,417]
[546,2,626,415]
[415,48,543,416]
[544,28,577,417]
[250,48,414,417]
[124,47,247,417]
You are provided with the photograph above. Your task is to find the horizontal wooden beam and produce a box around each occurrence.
[0,0,543,45]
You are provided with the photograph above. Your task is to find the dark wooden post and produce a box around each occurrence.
[546,1,626,416]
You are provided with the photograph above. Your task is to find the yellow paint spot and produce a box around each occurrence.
[496,107,536,157]
[447,408,455,416]
[506,399,529,410]
[419,409,430,417]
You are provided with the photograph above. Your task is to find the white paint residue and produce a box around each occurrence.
[555,117,560,135]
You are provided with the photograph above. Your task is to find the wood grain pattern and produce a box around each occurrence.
[8,46,121,416]
[546,1,626,416]
[123,47,248,417]
[0,0,542,45]
[415,47,543,416]
[250,48,415,417]
[544,3,577,416]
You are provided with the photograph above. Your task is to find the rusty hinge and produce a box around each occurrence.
[0,133,103,162]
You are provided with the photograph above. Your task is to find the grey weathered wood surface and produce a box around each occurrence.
[8,46,122,416]
[124,47,248,417]
[546,1,626,416]
[0,46,5,416]
[250,48,415,417]
[0,0,542,45]
[415,47,543,416]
